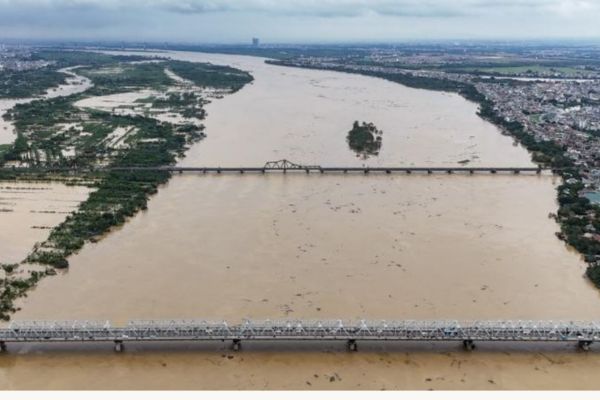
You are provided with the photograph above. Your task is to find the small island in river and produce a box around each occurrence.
[347,121,383,159]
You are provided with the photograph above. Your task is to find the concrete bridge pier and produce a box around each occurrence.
[463,339,476,351]
[114,340,124,353]
[232,339,241,351]
[347,339,358,352]
[578,340,593,352]
[0,341,6,353]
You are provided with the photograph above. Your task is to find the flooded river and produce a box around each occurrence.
[2,51,600,390]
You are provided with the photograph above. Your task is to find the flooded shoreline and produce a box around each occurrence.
[2,51,600,390]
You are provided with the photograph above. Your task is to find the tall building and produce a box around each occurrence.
[252,37,260,47]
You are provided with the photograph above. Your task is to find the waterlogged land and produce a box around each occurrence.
[0,50,253,319]
[1,51,600,390]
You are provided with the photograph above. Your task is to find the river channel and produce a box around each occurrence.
[1,51,600,390]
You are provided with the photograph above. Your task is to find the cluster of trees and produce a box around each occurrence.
[167,60,254,92]
[0,68,67,99]
[346,121,383,159]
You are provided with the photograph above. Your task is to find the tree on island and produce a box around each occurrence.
[346,121,383,159]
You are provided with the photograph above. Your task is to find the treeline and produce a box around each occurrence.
[167,60,253,92]
[0,67,67,98]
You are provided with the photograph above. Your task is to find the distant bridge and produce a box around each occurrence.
[2,160,551,175]
[1,320,597,353]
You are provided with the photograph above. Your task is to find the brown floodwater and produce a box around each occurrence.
[2,51,600,390]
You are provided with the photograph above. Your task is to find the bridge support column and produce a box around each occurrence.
[0,341,6,353]
[463,340,475,351]
[347,339,358,352]
[232,339,241,352]
[114,340,124,353]
[578,340,593,352]
[491,170,497,174]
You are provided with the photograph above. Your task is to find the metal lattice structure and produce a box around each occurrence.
[263,159,321,170]
[1,164,548,175]
[1,320,598,352]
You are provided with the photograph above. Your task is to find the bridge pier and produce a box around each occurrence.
[0,341,6,353]
[305,169,310,174]
[232,339,242,351]
[514,170,520,174]
[386,170,391,174]
[578,340,593,352]
[463,340,476,351]
[347,339,358,352]
[491,170,497,174]
[427,170,433,174]
[469,170,474,175]
[114,340,124,353]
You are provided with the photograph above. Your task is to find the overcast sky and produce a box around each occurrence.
[0,0,599,43]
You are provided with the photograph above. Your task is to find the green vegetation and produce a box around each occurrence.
[347,121,383,159]
[168,60,253,91]
[0,270,49,320]
[78,63,173,96]
[0,67,67,98]
[0,50,255,320]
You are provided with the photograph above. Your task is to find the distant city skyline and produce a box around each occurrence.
[0,0,599,43]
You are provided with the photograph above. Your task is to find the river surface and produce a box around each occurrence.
[2,51,600,390]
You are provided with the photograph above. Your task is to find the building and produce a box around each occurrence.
[252,38,260,47]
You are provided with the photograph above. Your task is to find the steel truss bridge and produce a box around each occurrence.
[1,320,598,353]
[2,160,550,175]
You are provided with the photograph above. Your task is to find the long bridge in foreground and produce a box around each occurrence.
[1,320,598,353]
[2,160,553,175]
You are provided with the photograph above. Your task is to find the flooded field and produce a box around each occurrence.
[0,182,91,265]
[0,67,92,145]
[2,51,600,390]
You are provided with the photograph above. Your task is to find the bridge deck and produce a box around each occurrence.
[1,320,598,347]
[2,166,549,175]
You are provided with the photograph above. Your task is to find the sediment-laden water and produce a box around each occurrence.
[1,51,600,390]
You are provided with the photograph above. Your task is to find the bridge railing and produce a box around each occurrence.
[3,320,600,342]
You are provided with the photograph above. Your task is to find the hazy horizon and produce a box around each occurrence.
[0,0,599,44]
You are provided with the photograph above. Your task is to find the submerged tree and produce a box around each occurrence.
[346,121,383,159]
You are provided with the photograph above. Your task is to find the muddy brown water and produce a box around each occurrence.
[1,51,600,390]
